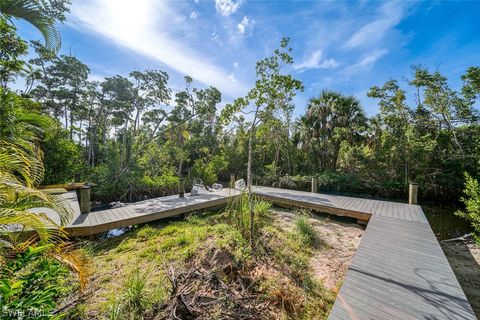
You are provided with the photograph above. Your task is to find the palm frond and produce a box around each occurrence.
[0,208,58,243]
[1,0,61,52]
[50,245,92,289]
[0,141,44,187]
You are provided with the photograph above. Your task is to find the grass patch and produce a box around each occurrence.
[294,210,317,246]
[75,204,336,319]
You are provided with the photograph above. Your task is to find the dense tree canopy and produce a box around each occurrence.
[1,14,480,204]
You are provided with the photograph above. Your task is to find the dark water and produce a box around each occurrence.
[422,204,473,240]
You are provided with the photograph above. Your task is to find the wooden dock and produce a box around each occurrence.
[33,189,240,236]
[253,187,476,320]
[32,186,476,318]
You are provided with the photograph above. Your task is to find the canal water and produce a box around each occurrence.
[422,204,473,240]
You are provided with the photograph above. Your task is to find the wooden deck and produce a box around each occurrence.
[32,186,476,318]
[32,189,240,236]
[252,187,476,320]
[253,186,427,223]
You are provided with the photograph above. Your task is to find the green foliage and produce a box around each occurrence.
[456,173,480,243]
[0,0,70,52]
[0,18,28,87]
[191,154,228,185]
[224,193,272,240]
[298,90,366,172]
[42,126,82,184]
[0,245,73,319]
[294,211,316,246]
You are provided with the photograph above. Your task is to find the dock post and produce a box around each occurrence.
[311,177,318,193]
[79,186,91,214]
[179,178,185,198]
[409,182,418,205]
[230,174,235,188]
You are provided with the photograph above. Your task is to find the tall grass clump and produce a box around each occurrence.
[223,192,272,241]
[294,210,317,246]
[107,268,151,319]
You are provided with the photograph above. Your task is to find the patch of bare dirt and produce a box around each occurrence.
[272,210,364,291]
[441,238,480,318]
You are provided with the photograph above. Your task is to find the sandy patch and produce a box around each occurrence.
[441,238,480,318]
[272,210,364,291]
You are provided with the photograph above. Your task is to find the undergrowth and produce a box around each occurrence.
[71,196,335,319]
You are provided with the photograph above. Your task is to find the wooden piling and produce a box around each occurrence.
[79,186,91,214]
[179,178,185,198]
[409,182,418,205]
[311,177,318,193]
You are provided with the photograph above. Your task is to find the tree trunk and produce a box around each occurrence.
[247,129,254,252]
[177,158,183,177]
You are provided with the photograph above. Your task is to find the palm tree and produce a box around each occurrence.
[0,0,62,52]
[299,90,366,171]
[0,88,89,286]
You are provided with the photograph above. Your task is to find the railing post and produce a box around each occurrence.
[80,186,91,214]
[179,178,185,198]
[409,182,418,205]
[230,174,235,189]
[311,176,318,193]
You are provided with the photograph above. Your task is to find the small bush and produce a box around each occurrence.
[107,268,150,319]
[0,245,74,319]
[223,193,272,240]
[456,173,480,243]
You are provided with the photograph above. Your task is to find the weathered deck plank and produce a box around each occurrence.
[36,186,475,319]
[251,186,475,319]
[63,189,241,236]
[329,215,475,319]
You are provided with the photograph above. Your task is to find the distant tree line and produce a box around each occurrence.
[2,12,480,203]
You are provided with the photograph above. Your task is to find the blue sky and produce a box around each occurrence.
[16,0,480,116]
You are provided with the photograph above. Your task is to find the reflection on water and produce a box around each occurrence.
[422,204,473,240]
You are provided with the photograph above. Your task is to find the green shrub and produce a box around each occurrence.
[224,193,272,240]
[0,245,74,319]
[456,173,480,243]
[107,268,150,319]
[294,212,316,246]
[192,154,228,185]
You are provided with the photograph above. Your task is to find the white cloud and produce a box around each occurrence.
[293,50,340,71]
[227,73,236,82]
[346,49,388,73]
[237,16,254,35]
[190,11,198,19]
[69,0,247,97]
[233,62,239,68]
[215,0,241,17]
[344,2,407,50]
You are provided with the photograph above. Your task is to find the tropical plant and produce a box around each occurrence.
[456,173,480,243]
[0,89,72,247]
[0,0,70,52]
[0,88,90,315]
[0,244,76,319]
[299,90,366,171]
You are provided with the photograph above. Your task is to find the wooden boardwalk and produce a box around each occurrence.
[33,186,476,318]
[34,189,240,236]
[253,187,476,320]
